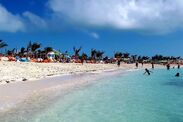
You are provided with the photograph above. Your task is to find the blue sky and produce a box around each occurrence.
[0,0,183,57]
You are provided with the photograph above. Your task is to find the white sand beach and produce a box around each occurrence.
[0,61,150,84]
[0,62,118,84]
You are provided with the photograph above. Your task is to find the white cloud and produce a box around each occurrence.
[0,4,48,33]
[80,29,100,39]
[0,4,25,32]
[90,32,99,39]
[23,11,48,30]
[1,0,183,34]
[48,0,183,33]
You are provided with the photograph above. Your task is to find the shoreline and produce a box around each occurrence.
[0,64,181,121]
[0,68,124,111]
[0,62,164,113]
[0,62,122,84]
[0,61,165,84]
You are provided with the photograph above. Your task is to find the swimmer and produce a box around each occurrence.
[175,73,180,77]
[144,68,153,75]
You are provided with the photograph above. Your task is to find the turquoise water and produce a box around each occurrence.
[2,68,183,122]
[31,68,183,122]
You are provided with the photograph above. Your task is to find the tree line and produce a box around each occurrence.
[0,40,182,63]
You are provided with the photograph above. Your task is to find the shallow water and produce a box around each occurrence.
[2,68,183,122]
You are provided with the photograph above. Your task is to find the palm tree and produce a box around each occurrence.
[27,41,32,53]
[131,55,137,62]
[123,53,130,58]
[24,41,33,59]
[31,42,41,58]
[44,47,53,54]
[91,49,97,60]
[7,48,15,56]
[0,40,8,54]
[38,47,53,59]
[37,50,42,58]
[152,54,163,61]
[96,50,104,60]
[114,52,122,58]
[19,47,26,57]
[138,56,142,62]
[31,43,41,52]
[0,40,8,48]
[142,56,149,60]
[73,46,82,58]
[81,53,88,60]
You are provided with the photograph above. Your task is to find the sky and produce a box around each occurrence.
[0,0,183,57]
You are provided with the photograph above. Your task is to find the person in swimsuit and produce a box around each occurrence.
[175,73,180,77]
[144,68,153,75]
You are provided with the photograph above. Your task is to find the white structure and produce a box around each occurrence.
[47,52,55,61]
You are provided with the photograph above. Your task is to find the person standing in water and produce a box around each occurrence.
[167,64,170,70]
[117,59,121,67]
[178,63,180,69]
[175,73,180,77]
[151,62,154,69]
[144,68,153,75]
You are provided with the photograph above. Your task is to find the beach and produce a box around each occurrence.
[0,0,183,121]
[0,61,119,84]
[0,62,124,110]
[0,61,161,84]
[0,61,182,122]
[0,61,156,112]
[0,65,182,122]
[0,69,123,116]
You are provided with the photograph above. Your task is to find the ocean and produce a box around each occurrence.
[1,68,183,122]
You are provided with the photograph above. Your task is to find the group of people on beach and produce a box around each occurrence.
[135,62,154,69]
[117,60,181,77]
[143,63,181,77]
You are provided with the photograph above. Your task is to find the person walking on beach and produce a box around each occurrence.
[117,59,121,67]
[136,62,138,68]
[144,68,153,75]
[81,58,84,65]
[141,61,144,67]
[178,63,180,69]
[151,62,154,69]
